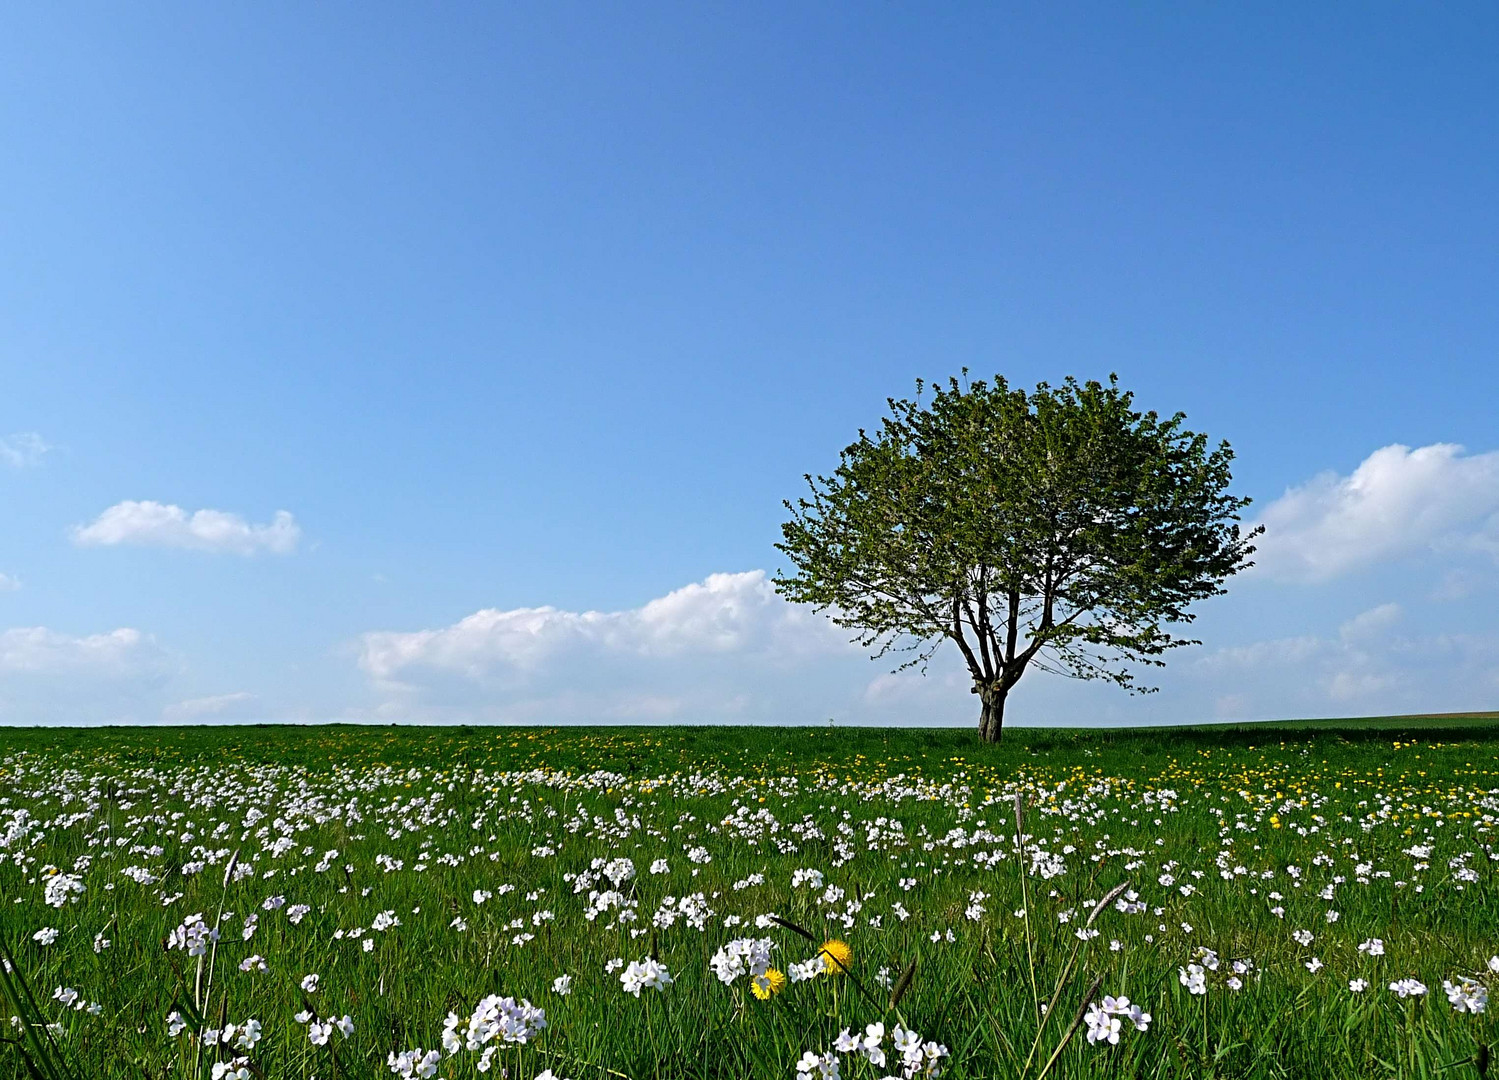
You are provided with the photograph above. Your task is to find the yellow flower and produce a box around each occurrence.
[819,939,853,975]
[750,968,786,1000]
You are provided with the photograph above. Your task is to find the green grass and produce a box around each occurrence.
[1,721,1498,1079]
[1154,710,1499,733]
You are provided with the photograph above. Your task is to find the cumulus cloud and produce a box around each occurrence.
[1175,601,1497,714]
[361,570,845,684]
[0,573,19,592]
[0,626,161,676]
[358,570,860,721]
[353,568,1498,728]
[72,501,301,555]
[1252,443,1499,581]
[0,432,50,468]
[0,626,175,724]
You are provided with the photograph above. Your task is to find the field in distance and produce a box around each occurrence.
[2,718,1497,1079]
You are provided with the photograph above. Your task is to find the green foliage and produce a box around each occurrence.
[775,374,1261,739]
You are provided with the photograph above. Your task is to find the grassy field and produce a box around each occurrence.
[1,718,1498,1079]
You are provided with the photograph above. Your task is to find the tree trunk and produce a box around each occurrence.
[977,683,1007,743]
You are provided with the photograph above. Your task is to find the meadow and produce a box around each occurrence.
[2,719,1498,1079]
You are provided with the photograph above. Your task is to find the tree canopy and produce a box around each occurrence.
[774,374,1260,741]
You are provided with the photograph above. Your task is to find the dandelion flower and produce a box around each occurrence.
[751,968,786,1000]
[818,939,852,975]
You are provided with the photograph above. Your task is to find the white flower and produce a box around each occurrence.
[858,1022,886,1065]
[388,1048,442,1078]
[1084,994,1151,1046]
[1358,939,1385,957]
[620,958,672,997]
[892,1026,922,1056]
[308,1021,333,1046]
[167,914,219,957]
[1084,1005,1122,1045]
[552,975,573,996]
[42,874,85,909]
[32,927,59,946]
[788,958,823,983]
[1444,979,1488,1014]
[1349,979,1369,993]
[301,974,320,993]
[709,938,774,985]
[604,858,636,886]
[1179,965,1207,995]
[1389,978,1428,998]
[795,1050,840,1080]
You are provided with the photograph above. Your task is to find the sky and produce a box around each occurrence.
[3,3,1499,727]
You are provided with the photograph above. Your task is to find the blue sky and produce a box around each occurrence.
[3,3,1499,726]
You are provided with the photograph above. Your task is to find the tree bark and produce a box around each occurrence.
[977,682,1007,743]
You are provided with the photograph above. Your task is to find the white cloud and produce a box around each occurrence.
[358,570,859,721]
[1175,602,1497,715]
[0,573,19,592]
[0,625,175,724]
[0,432,50,468]
[354,567,1499,728]
[0,626,161,676]
[1339,602,1402,642]
[1194,634,1325,673]
[954,584,1499,727]
[163,691,258,722]
[360,570,842,687]
[1252,443,1499,581]
[1185,602,1408,708]
[72,501,301,555]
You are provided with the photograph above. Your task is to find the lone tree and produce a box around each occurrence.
[775,374,1260,742]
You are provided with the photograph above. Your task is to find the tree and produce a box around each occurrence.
[774,374,1260,742]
